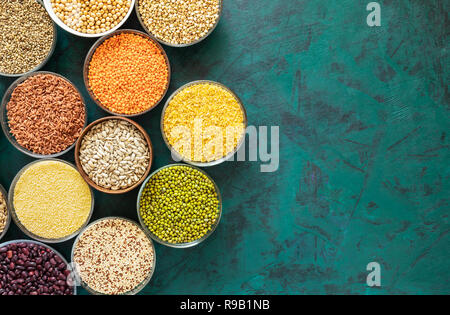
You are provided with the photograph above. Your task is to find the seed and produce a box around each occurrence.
[13,160,92,240]
[0,190,7,235]
[6,74,86,155]
[87,32,169,115]
[163,82,245,163]
[73,218,154,295]
[139,165,220,244]
[79,119,151,190]
[138,0,221,45]
[50,0,132,35]
[0,0,54,75]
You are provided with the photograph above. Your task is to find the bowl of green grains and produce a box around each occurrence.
[137,164,222,248]
[0,0,56,77]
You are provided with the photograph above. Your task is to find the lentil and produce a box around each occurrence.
[138,0,221,45]
[0,192,7,235]
[0,241,74,295]
[13,160,92,240]
[139,165,220,244]
[73,218,154,295]
[88,32,169,115]
[7,74,86,155]
[0,0,54,74]
[163,82,245,163]
[50,0,132,35]
[79,119,151,190]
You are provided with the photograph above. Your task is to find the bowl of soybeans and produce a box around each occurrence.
[44,0,135,38]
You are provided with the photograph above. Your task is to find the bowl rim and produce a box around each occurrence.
[160,80,248,167]
[43,0,136,38]
[70,216,156,295]
[8,158,95,244]
[74,116,154,194]
[83,29,171,117]
[136,163,223,249]
[0,0,57,77]
[0,239,77,295]
[135,0,223,47]
[0,71,88,159]
[0,184,11,242]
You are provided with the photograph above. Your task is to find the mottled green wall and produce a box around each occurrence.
[0,0,448,294]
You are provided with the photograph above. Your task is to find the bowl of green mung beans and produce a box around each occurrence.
[0,0,57,77]
[137,164,223,248]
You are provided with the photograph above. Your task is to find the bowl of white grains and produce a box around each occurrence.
[71,217,156,295]
[43,0,135,38]
[75,116,153,194]
[136,0,223,47]
[0,0,56,77]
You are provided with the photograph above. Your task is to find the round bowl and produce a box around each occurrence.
[0,184,11,241]
[71,216,156,295]
[0,71,88,159]
[8,159,95,244]
[74,116,154,194]
[83,29,171,117]
[43,0,136,38]
[137,163,222,248]
[135,0,223,47]
[161,80,248,167]
[0,239,77,295]
[0,0,57,77]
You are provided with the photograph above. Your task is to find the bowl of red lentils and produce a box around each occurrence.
[136,0,223,47]
[0,184,11,242]
[43,0,135,38]
[83,29,171,117]
[0,71,87,159]
[161,80,248,167]
[71,217,156,295]
[0,0,57,77]
[8,159,95,244]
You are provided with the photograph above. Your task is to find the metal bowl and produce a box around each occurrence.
[71,216,156,295]
[136,163,222,249]
[0,0,57,77]
[83,29,171,117]
[74,116,154,194]
[43,0,135,38]
[0,184,11,241]
[8,159,95,244]
[161,80,248,167]
[0,71,88,159]
[135,0,223,47]
[0,239,77,295]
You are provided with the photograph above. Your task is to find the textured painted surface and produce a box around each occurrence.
[0,0,449,295]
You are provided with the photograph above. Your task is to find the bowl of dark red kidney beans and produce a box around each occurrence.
[0,240,76,295]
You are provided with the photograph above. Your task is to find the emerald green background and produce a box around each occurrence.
[0,0,449,294]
